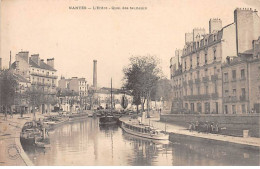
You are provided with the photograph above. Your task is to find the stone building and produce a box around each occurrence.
[56,89,80,113]
[222,37,260,114]
[170,8,260,114]
[58,77,89,110]
[11,51,57,113]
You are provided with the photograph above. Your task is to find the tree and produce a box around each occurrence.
[123,55,161,115]
[24,86,45,120]
[151,78,172,101]
[121,95,128,109]
[0,70,18,119]
[132,91,141,113]
[150,78,172,110]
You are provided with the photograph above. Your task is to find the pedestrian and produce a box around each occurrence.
[189,123,192,132]
[4,109,7,121]
[205,122,209,134]
[10,110,13,118]
[215,123,219,134]
[210,123,214,133]
[195,121,199,131]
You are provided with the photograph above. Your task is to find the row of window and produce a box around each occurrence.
[31,76,55,83]
[224,88,246,97]
[223,69,245,82]
[174,83,218,98]
[224,104,247,114]
[183,34,218,55]
[184,102,215,113]
[173,68,219,87]
[184,50,217,70]
[31,68,55,76]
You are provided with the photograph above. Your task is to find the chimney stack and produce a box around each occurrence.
[47,58,54,68]
[31,54,40,65]
[0,57,2,70]
[9,51,12,69]
[93,60,97,89]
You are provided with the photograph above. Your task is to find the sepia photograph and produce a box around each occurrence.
[0,0,259,166]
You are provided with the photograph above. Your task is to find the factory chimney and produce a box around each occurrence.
[93,60,97,89]
[0,57,2,70]
[9,51,12,69]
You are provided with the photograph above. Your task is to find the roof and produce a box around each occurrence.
[29,58,56,71]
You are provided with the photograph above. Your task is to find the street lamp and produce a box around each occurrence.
[141,96,145,113]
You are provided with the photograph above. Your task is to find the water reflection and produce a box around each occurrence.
[22,118,259,166]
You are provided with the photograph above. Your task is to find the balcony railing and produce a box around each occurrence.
[183,94,211,101]
[31,82,45,86]
[202,76,209,83]
[223,96,237,103]
[183,81,187,86]
[30,72,58,79]
[211,93,219,99]
[211,75,218,81]
[195,78,200,84]
[240,95,246,101]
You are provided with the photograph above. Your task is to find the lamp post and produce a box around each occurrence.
[141,96,145,113]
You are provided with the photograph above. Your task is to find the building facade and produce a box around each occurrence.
[11,51,58,113]
[56,89,80,113]
[58,77,89,110]
[170,8,260,114]
[222,37,260,114]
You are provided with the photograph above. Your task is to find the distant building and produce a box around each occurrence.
[56,89,80,112]
[170,8,260,114]
[58,77,88,110]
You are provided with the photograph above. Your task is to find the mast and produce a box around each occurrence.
[111,78,113,113]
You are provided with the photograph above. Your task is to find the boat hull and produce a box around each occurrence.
[99,116,118,125]
[121,125,169,140]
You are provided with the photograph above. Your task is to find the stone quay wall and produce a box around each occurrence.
[160,113,260,137]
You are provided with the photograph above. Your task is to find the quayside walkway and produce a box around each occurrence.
[120,116,260,149]
[0,113,45,166]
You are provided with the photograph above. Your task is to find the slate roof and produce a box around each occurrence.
[29,58,56,71]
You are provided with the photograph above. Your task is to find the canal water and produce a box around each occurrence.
[22,118,259,166]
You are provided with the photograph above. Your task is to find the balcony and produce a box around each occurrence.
[240,77,246,81]
[223,96,238,103]
[211,75,219,81]
[202,76,209,83]
[211,93,219,99]
[183,94,211,101]
[31,82,45,86]
[240,95,246,101]
[31,72,58,79]
[231,78,237,82]
[183,81,187,86]
[195,78,200,84]
[188,80,193,85]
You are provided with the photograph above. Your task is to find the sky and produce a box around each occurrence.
[1,0,260,88]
